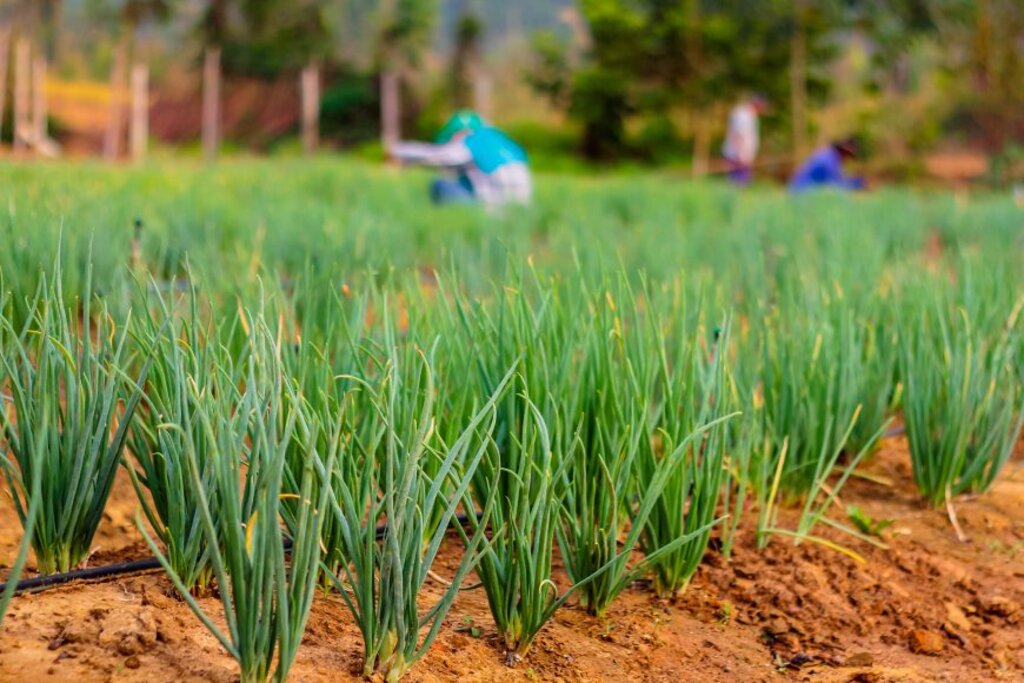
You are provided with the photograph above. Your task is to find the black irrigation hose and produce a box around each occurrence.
[1,557,163,594]
[0,512,482,596]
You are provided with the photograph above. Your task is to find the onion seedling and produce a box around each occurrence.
[901,306,1024,510]
[141,319,328,683]
[0,297,43,622]
[321,331,512,682]
[445,272,591,659]
[126,282,230,594]
[463,383,570,663]
[554,280,736,613]
[755,287,872,498]
[636,312,735,598]
[0,267,148,575]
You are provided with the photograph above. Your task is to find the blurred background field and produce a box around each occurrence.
[0,1,1022,186]
[2,156,1021,306]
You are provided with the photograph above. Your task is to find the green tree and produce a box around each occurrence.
[189,0,333,77]
[378,0,437,69]
[849,0,1024,149]
[449,7,483,109]
[526,0,843,161]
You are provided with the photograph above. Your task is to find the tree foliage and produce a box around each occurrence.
[379,0,438,69]
[194,0,333,76]
[449,9,483,108]
[526,0,842,160]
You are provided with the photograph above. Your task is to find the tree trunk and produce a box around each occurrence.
[971,0,992,92]
[41,0,62,63]
[130,63,148,163]
[790,11,808,164]
[13,39,30,152]
[0,27,10,146]
[685,0,705,177]
[202,46,221,162]
[300,61,320,154]
[32,54,46,148]
[104,38,128,160]
[692,108,711,178]
[380,69,400,148]
[473,72,491,119]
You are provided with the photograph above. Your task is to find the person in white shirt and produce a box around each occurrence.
[722,95,767,185]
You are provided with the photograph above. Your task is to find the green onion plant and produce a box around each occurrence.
[0,292,43,623]
[0,266,147,574]
[141,317,328,683]
[321,329,511,682]
[635,304,735,598]
[901,305,1024,507]
[126,282,230,594]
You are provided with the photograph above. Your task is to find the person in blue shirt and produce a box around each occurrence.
[789,138,866,193]
[389,110,533,207]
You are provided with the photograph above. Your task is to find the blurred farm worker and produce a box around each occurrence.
[789,138,866,193]
[722,95,767,185]
[389,110,533,207]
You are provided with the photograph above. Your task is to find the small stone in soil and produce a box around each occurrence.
[980,596,1020,619]
[844,652,874,667]
[944,603,972,632]
[125,656,141,670]
[789,653,814,667]
[47,632,68,651]
[909,629,944,655]
[847,673,882,683]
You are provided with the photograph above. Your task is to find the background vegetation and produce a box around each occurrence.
[0,1,1021,179]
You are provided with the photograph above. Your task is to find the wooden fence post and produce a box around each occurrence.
[300,61,319,154]
[103,40,127,160]
[380,70,400,148]
[13,39,30,151]
[692,108,711,178]
[0,28,10,146]
[130,63,148,163]
[32,55,46,149]
[473,72,491,120]
[202,46,221,162]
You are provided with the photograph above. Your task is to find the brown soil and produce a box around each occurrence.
[0,438,1021,683]
[922,151,990,183]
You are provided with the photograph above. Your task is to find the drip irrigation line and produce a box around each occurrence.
[0,512,482,596]
[1,557,162,594]
[883,425,906,438]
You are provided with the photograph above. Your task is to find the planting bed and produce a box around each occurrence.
[1,161,1023,682]
[1,437,1020,683]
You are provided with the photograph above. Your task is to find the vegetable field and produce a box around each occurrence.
[0,160,1022,682]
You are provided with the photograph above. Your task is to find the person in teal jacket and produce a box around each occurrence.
[389,111,533,207]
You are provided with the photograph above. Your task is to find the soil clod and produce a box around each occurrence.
[844,651,874,667]
[909,629,945,655]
